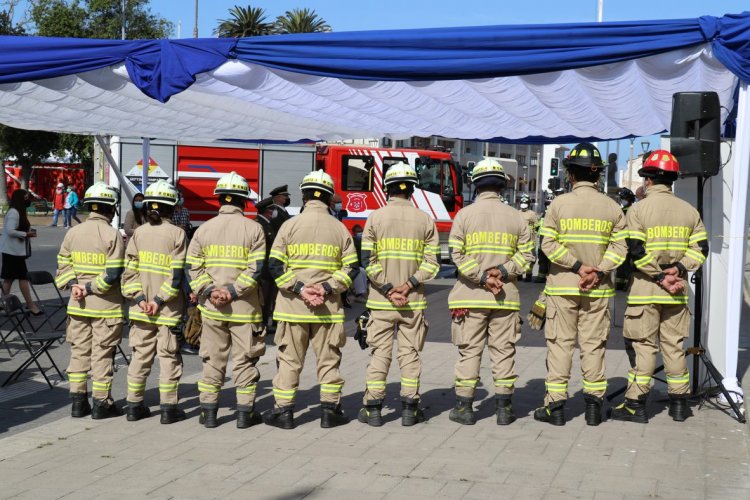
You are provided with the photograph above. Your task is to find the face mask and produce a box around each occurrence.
[283,198,291,207]
[334,202,342,211]
[134,201,144,209]
[354,232,362,239]
[520,203,529,209]
[271,208,278,219]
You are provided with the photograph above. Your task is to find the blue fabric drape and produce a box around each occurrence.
[0,12,748,103]
[0,36,236,102]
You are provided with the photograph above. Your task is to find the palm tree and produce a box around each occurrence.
[274,8,331,34]
[214,5,271,38]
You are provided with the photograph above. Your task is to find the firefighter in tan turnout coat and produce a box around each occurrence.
[448,159,535,425]
[264,171,359,430]
[610,150,708,424]
[357,162,440,427]
[534,143,627,427]
[187,172,267,429]
[121,180,188,424]
[56,182,125,419]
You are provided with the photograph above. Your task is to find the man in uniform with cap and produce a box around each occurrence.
[518,194,538,282]
[269,185,292,233]
[255,197,278,330]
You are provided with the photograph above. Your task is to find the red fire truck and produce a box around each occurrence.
[106,139,463,258]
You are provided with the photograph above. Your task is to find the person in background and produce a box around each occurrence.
[50,182,65,227]
[268,185,292,233]
[0,189,41,315]
[123,193,146,241]
[255,197,279,331]
[329,194,348,221]
[172,192,192,234]
[64,186,82,227]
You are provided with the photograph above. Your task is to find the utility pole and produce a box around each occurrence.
[627,137,635,191]
[193,0,199,38]
[596,0,604,22]
[121,0,126,40]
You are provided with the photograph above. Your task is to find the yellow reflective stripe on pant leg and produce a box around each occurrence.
[545,382,568,393]
[320,383,343,394]
[454,378,478,388]
[236,384,257,395]
[198,381,220,393]
[494,377,517,388]
[627,372,652,385]
[128,380,146,392]
[273,388,297,400]
[67,372,89,382]
[159,382,179,393]
[400,377,419,388]
[366,380,386,389]
[92,381,111,391]
[666,373,690,385]
[582,379,608,391]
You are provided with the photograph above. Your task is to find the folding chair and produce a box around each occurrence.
[27,271,68,333]
[1,295,65,389]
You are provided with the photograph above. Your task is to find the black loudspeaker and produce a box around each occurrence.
[669,92,721,177]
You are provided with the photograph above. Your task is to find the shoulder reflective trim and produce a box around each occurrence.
[645,242,689,251]
[129,311,181,326]
[689,232,708,243]
[366,299,428,311]
[466,248,514,256]
[269,250,289,263]
[377,250,422,260]
[57,255,73,263]
[558,234,610,244]
[135,263,171,277]
[684,249,706,263]
[447,299,521,310]
[67,306,123,319]
[627,295,689,305]
[448,239,464,249]
[247,251,265,260]
[454,378,479,388]
[538,227,558,238]
[185,256,204,265]
[198,305,262,323]
[628,230,646,241]
[273,312,345,323]
[610,231,629,242]
[170,259,185,268]
[544,286,615,298]
[289,260,340,271]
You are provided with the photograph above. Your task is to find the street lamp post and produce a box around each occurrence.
[193,0,199,38]
[627,137,635,190]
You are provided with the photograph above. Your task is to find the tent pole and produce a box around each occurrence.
[141,138,150,192]
[720,81,749,405]
[94,135,140,201]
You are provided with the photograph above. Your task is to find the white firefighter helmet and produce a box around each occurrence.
[300,170,335,196]
[471,158,507,182]
[144,180,180,207]
[214,171,251,199]
[83,182,118,207]
[383,162,418,190]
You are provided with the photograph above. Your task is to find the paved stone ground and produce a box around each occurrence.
[0,225,748,499]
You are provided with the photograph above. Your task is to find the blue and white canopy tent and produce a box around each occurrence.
[1,12,749,404]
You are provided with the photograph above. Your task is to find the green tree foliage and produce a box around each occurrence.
[214,5,271,38]
[0,125,60,191]
[274,7,331,34]
[30,0,173,40]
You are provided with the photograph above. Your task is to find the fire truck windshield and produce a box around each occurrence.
[415,159,455,199]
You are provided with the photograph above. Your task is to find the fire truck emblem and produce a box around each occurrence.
[346,193,368,213]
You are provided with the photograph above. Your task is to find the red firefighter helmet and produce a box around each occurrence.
[639,150,680,177]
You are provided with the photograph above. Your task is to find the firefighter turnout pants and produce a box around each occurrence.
[452,309,521,399]
[272,322,346,407]
[623,303,690,399]
[126,322,183,405]
[544,295,610,405]
[66,315,123,400]
[198,318,266,406]
[363,309,428,403]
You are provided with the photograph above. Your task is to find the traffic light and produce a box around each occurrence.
[550,157,559,176]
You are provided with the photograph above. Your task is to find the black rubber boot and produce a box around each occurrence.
[236,405,263,429]
[91,398,123,420]
[584,394,603,426]
[357,400,383,427]
[126,401,151,422]
[160,404,186,425]
[533,400,566,426]
[70,392,91,418]
[199,403,219,428]
[263,405,294,430]
[495,395,516,426]
[320,402,349,428]
[401,397,427,427]
[449,396,476,425]
[608,397,648,424]
[668,395,691,422]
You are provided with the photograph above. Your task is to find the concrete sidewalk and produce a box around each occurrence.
[1,276,748,499]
